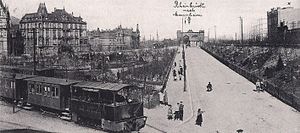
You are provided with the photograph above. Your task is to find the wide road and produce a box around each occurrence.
[144,46,300,133]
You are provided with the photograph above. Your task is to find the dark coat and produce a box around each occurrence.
[196,113,203,125]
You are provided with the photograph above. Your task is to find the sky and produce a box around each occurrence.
[3,0,300,40]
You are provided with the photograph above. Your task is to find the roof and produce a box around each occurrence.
[25,76,80,86]
[20,3,86,24]
[0,71,35,79]
[10,16,20,25]
[73,81,131,92]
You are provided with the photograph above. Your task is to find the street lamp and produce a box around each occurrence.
[12,73,16,113]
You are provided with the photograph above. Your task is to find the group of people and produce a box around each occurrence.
[173,61,184,81]
[167,103,205,127]
[167,101,185,121]
[255,79,265,92]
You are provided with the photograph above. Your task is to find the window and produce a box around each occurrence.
[51,87,55,97]
[10,81,15,89]
[36,85,42,94]
[44,86,47,96]
[29,84,34,93]
[55,87,59,97]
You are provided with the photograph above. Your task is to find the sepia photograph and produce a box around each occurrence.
[0,0,299,132]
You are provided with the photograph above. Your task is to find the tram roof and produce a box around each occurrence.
[73,81,131,92]
[25,76,80,86]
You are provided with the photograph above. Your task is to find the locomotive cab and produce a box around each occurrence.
[71,82,147,132]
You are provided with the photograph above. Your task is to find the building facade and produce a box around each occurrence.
[0,0,10,58]
[9,16,24,56]
[88,24,140,52]
[20,3,88,57]
[267,7,300,44]
[177,30,204,46]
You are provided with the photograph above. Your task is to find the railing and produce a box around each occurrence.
[201,46,300,112]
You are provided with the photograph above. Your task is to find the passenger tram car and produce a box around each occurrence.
[0,72,147,132]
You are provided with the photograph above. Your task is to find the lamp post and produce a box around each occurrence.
[12,73,16,113]
[183,43,187,92]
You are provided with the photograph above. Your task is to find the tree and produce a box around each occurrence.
[276,56,284,71]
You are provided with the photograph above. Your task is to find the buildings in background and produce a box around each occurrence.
[249,18,268,42]
[20,3,88,57]
[9,16,24,56]
[88,24,140,52]
[267,6,300,44]
[177,30,204,46]
[0,0,9,58]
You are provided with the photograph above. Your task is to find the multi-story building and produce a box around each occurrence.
[267,6,300,44]
[9,16,24,56]
[0,0,10,58]
[88,24,140,52]
[177,30,204,46]
[20,3,88,57]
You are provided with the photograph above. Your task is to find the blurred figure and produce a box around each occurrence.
[206,82,212,92]
[173,69,177,81]
[174,103,180,120]
[179,101,184,121]
[256,79,261,92]
[167,105,173,120]
[196,108,204,126]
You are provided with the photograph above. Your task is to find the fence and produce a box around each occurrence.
[201,46,300,112]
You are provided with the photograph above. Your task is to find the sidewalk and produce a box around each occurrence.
[142,47,194,133]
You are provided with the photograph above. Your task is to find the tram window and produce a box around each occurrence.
[51,87,55,97]
[10,81,15,89]
[38,85,42,94]
[5,79,9,88]
[29,84,34,93]
[47,87,51,97]
[44,86,47,96]
[55,87,59,97]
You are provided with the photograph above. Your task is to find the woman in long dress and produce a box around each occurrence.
[167,105,173,120]
[196,108,204,126]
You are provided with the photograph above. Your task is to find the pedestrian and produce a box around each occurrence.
[256,79,261,92]
[159,91,164,104]
[173,69,177,81]
[163,91,168,105]
[179,101,184,121]
[174,103,180,120]
[207,82,212,92]
[167,105,173,120]
[174,62,177,67]
[180,66,183,75]
[178,69,182,80]
[196,108,204,126]
[261,79,266,92]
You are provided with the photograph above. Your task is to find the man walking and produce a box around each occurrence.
[179,101,184,121]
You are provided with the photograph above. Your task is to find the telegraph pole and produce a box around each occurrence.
[239,16,244,44]
[208,28,210,43]
[214,25,217,43]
